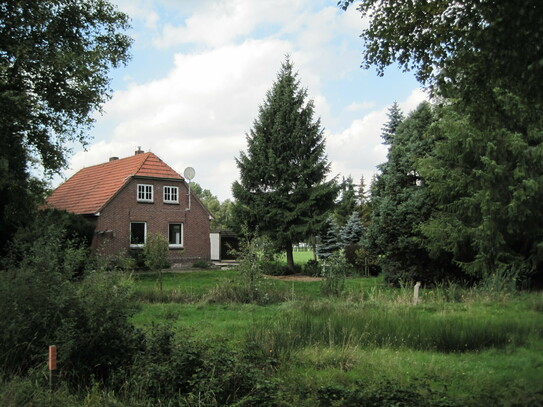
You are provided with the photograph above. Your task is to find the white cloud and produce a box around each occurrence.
[152,0,309,49]
[326,88,428,186]
[68,38,292,200]
[399,88,429,113]
[62,1,424,202]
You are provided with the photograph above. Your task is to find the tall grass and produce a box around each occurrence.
[247,301,542,357]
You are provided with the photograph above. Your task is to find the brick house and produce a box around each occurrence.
[46,149,212,263]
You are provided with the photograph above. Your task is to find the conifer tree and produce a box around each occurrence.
[357,175,371,227]
[381,101,404,145]
[232,57,338,270]
[341,211,363,246]
[317,216,341,260]
[335,175,358,226]
[365,102,456,284]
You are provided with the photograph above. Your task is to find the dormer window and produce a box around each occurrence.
[163,186,179,204]
[137,184,153,202]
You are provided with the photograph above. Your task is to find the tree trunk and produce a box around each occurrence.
[286,242,295,272]
[311,236,317,261]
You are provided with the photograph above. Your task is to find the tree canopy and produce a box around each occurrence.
[0,0,132,250]
[342,0,543,284]
[338,1,543,102]
[232,57,338,270]
[366,102,455,284]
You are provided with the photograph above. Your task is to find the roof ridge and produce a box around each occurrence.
[133,152,152,176]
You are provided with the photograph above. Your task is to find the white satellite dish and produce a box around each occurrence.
[184,167,196,181]
[183,167,196,211]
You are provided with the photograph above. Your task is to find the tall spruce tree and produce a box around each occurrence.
[381,101,404,145]
[420,104,543,281]
[366,102,456,284]
[232,58,338,270]
[335,175,358,226]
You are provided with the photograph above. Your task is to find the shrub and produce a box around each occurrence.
[303,259,321,276]
[122,325,283,405]
[320,251,347,297]
[143,233,170,271]
[56,271,142,386]
[206,235,287,304]
[316,379,457,407]
[192,259,211,269]
[143,233,170,295]
[0,225,141,388]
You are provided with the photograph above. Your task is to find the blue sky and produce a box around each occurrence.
[63,0,426,201]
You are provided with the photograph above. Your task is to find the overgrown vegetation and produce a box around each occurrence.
[0,221,542,405]
[1,252,542,406]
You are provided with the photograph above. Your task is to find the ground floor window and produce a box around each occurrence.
[169,223,183,247]
[130,222,146,247]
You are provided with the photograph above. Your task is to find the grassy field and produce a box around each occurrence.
[129,265,543,406]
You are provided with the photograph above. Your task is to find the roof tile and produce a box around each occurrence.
[46,152,183,215]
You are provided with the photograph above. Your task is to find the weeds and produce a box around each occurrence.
[247,300,541,357]
[320,251,347,297]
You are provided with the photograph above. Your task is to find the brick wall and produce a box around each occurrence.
[91,177,210,263]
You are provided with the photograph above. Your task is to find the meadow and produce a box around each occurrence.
[127,256,543,407]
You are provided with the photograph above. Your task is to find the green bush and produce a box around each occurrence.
[316,379,458,407]
[320,251,347,297]
[122,325,283,406]
[205,235,289,304]
[143,233,170,271]
[0,225,142,388]
[192,259,211,269]
[303,259,321,276]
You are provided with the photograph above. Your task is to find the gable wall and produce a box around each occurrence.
[91,177,210,263]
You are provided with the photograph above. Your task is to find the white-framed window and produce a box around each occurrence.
[130,222,146,247]
[163,186,179,204]
[168,223,183,248]
[137,184,153,202]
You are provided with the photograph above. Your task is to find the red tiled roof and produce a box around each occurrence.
[46,152,183,215]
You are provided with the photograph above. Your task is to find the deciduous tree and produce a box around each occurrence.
[0,0,132,250]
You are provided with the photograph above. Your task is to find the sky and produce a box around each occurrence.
[60,0,427,201]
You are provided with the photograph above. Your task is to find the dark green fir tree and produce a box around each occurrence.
[232,57,338,271]
[381,101,404,145]
[335,175,358,226]
[366,102,456,284]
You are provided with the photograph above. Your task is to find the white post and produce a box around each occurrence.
[413,281,421,305]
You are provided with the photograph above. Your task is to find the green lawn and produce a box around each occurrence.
[130,268,543,406]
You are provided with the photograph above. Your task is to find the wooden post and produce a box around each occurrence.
[49,345,57,391]
[413,281,421,305]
